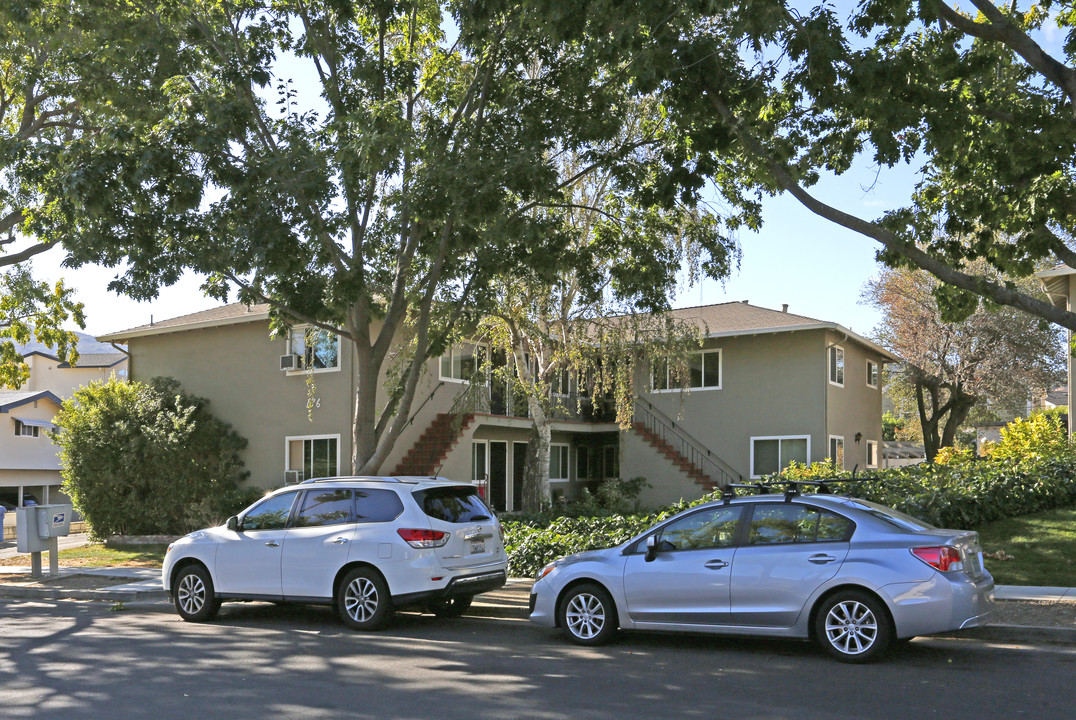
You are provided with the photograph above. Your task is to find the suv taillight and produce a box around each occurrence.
[911,546,964,572]
[397,528,449,548]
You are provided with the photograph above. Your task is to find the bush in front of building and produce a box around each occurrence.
[52,376,255,537]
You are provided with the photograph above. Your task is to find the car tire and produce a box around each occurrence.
[337,567,393,631]
[173,564,221,622]
[558,583,618,646]
[427,594,474,618]
[815,590,893,663]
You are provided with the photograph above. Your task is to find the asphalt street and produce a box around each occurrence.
[1,598,1074,720]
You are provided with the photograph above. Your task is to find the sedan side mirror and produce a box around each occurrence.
[226,516,240,532]
[645,535,659,562]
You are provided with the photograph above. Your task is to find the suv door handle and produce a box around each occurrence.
[265,541,280,548]
[331,537,349,545]
[704,559,729,570]
[809,554,837,564]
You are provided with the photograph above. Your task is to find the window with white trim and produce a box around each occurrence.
[652,349,721,391]
[829,436,844,469]
[440,342,485,382]
[866,360,879,388]
[866,440,879,468]
[828,346,845,386]
[289,326,340,371]
[14,420,40,438]
[751,436,809,478]
[549,444,570,481]
[286,435,339,481]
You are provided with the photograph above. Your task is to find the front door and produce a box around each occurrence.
[215,491,299,597]
[624,505,744,626]
[512,442,527,511]
[489,441,508,513]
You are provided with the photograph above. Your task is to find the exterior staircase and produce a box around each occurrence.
[631,422,718,492]
[392,413,476,476]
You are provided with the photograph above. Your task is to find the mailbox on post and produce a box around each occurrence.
[16,504,73,576]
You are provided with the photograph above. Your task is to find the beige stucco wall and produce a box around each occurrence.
[0,398,62,472]
[824,330,885,472]
[127,319,354,489]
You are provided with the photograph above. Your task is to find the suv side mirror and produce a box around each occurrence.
[226,516,240,532]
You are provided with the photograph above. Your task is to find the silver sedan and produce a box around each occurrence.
[529,492,994,662]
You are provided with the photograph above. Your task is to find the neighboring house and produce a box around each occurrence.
[0,351,128,508]
[1038,265,1076,429]
[98,301,896,509]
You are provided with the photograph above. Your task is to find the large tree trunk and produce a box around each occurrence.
[521,397,552,512]
[916,376,977,462]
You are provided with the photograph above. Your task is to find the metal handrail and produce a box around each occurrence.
[633,396,743,488]
[405,381,446,427]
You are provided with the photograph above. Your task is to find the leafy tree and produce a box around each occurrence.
[52,376,253,536]
[66,1,726,474]
[865,264,1064,460]
[476,107,735,510]
[2,1,198,385]
[518,0,1076,331]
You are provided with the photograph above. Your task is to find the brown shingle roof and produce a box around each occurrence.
[668,301,824,334]
[98,303,271,341]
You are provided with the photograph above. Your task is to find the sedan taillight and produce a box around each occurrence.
[397,528,449,548]
[911,546,964,572]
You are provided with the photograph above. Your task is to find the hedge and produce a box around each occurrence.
[502,413,1076,578]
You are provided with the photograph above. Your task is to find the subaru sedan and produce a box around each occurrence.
[529,490,994,662]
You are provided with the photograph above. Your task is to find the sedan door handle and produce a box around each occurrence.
[704,559,729,570]
[265,541,280,548]
[331,537,349,545]
[809,554,837,564]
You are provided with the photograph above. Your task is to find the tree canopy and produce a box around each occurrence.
[55,0,734,474]
[866,263,1064,460]
[521,0,1076,331]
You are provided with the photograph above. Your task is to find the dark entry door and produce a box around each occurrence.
[489,441,508,512]
[512,442,528,512]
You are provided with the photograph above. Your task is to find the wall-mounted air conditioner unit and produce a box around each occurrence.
[284,470,302,484]
[280,354,300,371]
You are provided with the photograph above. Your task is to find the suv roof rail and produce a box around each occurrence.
[300,475,460,485]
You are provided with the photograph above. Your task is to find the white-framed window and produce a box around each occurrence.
[750,435,810,478]
[866,360,879,388]
[828,436,845,469]
[866,440,879,468]
[651,349,722,392]
[549,444,570,481]
[14,420,40,438]
[471,441,487,482]
[288,326,340,372]
[828,345,845,387]
[285,434,340,481]
[440,342,486,383]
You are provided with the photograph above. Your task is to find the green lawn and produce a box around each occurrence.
[976,507,1076,587]
[55,543,169,568]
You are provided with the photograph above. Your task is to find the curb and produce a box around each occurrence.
[944,624,1076,646]
[0,585,168,603]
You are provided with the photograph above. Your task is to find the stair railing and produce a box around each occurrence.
[633,396,743,488]
[405,381,446,428]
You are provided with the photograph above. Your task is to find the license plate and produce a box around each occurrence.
[470,541,485,554]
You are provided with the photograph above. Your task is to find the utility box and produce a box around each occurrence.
[37,505,73,539]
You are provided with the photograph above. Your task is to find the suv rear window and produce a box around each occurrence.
[413,486,492,523]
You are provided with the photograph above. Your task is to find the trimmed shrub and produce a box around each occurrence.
[53,376,257,537]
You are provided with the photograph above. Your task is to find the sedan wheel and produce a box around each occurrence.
[559,583,617,646]
[173,564,221,622]
[337,567,393,630]
[815,591,892,663]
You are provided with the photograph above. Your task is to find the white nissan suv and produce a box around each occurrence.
[162,476,507,629]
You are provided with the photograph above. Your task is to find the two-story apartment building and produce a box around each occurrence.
[98,301,896,509]
[1,351,128,508]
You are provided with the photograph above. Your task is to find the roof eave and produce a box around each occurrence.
[705,322,901,363]
[97,311,271,342]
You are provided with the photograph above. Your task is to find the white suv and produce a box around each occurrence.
[162,476,507,629]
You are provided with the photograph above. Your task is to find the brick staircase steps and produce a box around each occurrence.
[392,413,475,476]
[632,422,716,491]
